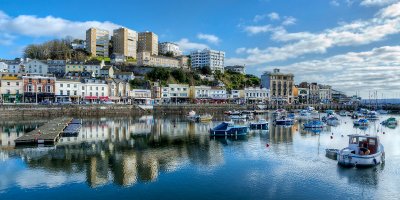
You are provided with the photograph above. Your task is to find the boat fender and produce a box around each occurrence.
[383,132,385,134]
[266,144,270,147]
[330,136,333,139]
[341,135,344,137]
[373,158,377,165]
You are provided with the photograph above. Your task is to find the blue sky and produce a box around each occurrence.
[1,0,400,98]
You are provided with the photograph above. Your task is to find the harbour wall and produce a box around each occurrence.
[0,104,360,118]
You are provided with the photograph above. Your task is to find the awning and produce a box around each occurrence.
[99,96,109,100]
[85,96,98,100]
[109,96,120,100]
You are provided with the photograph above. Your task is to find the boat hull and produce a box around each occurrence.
[250,123,268,130]
[337,151,384,168]
[209,127,249,136]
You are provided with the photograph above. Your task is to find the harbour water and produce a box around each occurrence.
[0,114,399,200]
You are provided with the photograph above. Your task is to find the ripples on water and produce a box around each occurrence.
[0,114,399,200]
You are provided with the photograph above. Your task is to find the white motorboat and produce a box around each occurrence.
[337,134,385,168]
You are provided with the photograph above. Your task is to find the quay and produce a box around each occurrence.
[14,118,72,146]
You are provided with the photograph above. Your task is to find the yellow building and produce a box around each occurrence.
[138,32,158,56]
[113,27,138,59]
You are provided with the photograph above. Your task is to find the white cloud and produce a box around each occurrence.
[232,2,400,65]
[269,46,400,96]
[360,0,399,7]
[282,16,297,26]
[197,33,220,44]
[0,10,121,44]
[330,0,340,6]
[0,33,15,45]
[268,12,280,21]
[175,38,209,53]
[244,25,274,35]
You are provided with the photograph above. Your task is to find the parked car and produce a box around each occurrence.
[57,101,73,105]
[39,100,51,105]
[102,101,115,105]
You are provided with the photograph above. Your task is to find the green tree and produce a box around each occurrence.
[201,66,212,75]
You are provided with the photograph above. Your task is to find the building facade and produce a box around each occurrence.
[55,79,80,102]
[24,59,49,75]
[158,42,182,56]
[80,79,109,102]
[191,49,225,72]
[46,60,66,76]
[22,75,56,103]
[113,27,138,58]
[137,52,180,68]
[86,28,110,57]
[0,74,23,103]
[244,87,269,103]
[261,68,294,104]
[138,32,158,56]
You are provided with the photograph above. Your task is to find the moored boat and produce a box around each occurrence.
[196,114,213,122]
[365,111,379,120]
[209,122,249,136]
[353,118,369,126]
[337,134,385,168]
[249,119,268,130]
[303,120,325,128]
[274,116,294,125]
[381,117,397,126]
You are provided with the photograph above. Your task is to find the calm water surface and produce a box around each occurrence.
[0,114,399,200]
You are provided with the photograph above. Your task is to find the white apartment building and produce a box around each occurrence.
[55,79,81,102]
[6,60,23,73]
[245,87,269,103]
[158,42,182,57]
[191,85,211,99]
[210,87,227,100]
[167,84,190,103]
[230,90,244,99]
[191,49,225,72]
[80,79,109,102]
[130,89,152,104]
[24,59,49,75]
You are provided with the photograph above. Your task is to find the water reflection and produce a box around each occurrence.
[0,114,399,199]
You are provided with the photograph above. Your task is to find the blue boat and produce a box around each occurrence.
[303,120,325,128]
[249,119,268,130]
[274,116,294,125]
[210,122,249,136]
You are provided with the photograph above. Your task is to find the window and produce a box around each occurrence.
[67,84,70,88]
[60,90,63,95]
[60,84,63,87]
[38,87,42,92]
[74,91,77,95]
[67,91,70,96]
[16,82,19,86]
[7,82,10,86]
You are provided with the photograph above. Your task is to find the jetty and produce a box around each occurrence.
[14,118,72,146]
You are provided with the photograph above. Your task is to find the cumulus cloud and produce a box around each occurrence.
[268,12,280,21]
[0,10,121,44]
[282,16,297,26]
[232,2,400,65]
[267,46,400,96]
[197,33,220,44]
[330,0,340,6]
[360,0,399,7]
[175,38,209,53]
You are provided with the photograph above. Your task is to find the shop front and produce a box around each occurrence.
[23,92,55,103]
[1,94,23,103]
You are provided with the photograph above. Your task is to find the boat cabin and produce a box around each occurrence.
[347,134,379,155]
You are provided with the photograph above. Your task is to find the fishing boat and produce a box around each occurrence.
[325,110,336,115]
[209,121,249,136]
[249,119,268,130]
[230,114,247,120]
[323,115,340,126]
[353,118,369,126]
[377,109,389,114]
[196,114,213,122]
[337,134,385,168]
[187,110,196,118]
[298,110,312,120]
[273,116,294,125]
[272,109,286,117]
[381,117,397,126]
[339,110,350,117]
[365,111,379,120]
[303,120,325,128]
